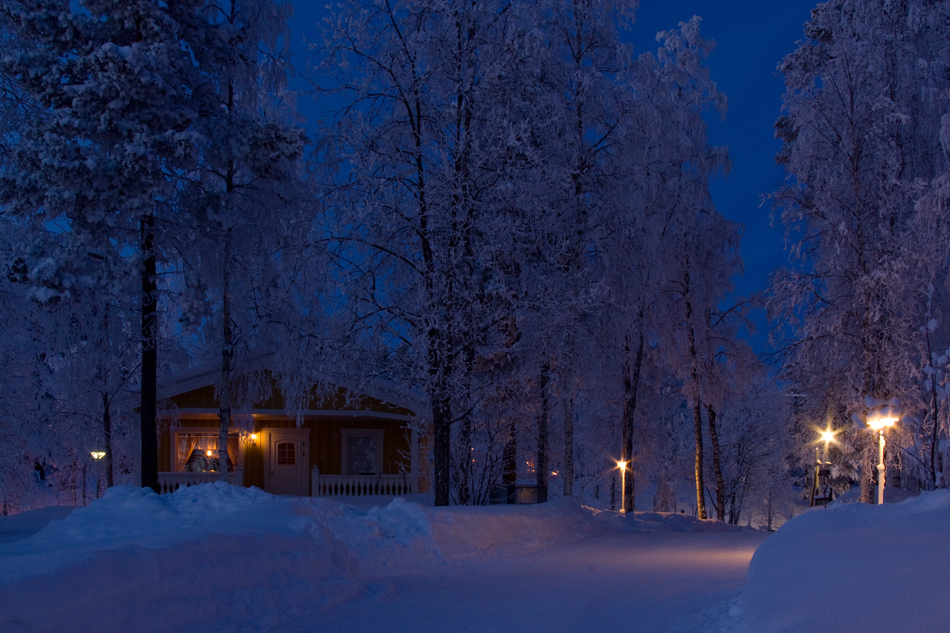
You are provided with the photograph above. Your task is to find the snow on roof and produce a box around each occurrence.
[158,353,427,416]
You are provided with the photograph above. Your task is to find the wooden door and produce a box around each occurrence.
[264,428,309,496]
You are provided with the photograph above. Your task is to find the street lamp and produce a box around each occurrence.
[616,460,627,513]
[867,412,898,505]
[90,451,106,500]
[811,428,836,507]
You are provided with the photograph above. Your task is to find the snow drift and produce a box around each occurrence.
[0,484,733,632]
[741,490,950,633]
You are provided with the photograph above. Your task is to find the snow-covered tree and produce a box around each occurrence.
[172,0,306,479]
[771,0,950,498]
[0,0,222,490]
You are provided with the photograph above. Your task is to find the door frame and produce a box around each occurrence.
[263,427,310,496]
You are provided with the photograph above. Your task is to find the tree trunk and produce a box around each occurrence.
[457,412,472,505]
[707,404,725,521]
[140,215,158,493]
[621,324,644,513]
[430,323,452,506]
[563,396,574,497]
[536,363,550,503]
[102,391,114,488]
[684,269,705,520]
[692,401,706,519]
[924,325,939,489]
[432,389,451,506]
[218,230,233,483]
[503,419,517,504]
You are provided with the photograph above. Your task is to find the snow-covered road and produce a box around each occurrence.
[295,531,768,633]
[1,488,770,633]
[5,486,948,633]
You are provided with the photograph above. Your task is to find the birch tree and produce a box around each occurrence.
[771,0,950,498]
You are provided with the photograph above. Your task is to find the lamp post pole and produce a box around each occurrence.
[811,429,835,507]
[617,461,627,513]
[90,452,106,500]
[866,411,897,506]
[876,429,886,506]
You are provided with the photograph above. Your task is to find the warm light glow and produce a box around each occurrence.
[820,429,835,444]
[867,416,898,430]
[617,460,627,513]
[90,451,105,460]
[206,449,214,457]
[250,433,258,443]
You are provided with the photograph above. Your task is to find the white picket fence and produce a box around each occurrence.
[311,469,415,498]
[157,468,244,494]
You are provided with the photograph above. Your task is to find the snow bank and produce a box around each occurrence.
[0,484,757,633]
[741,490,950,633]
[0,485,360,633]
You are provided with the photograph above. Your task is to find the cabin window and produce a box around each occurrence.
[341,429,385,475]
[277,441,296,466]
[175,432,239,473]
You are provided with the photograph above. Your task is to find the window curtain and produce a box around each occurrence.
[176,433,239,472]
[227,436,238,472]
[177,434,201,472]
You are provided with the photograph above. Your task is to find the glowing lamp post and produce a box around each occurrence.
[616,460,627,513]
[810,429,836,507]
[90,451,105,500]
[867,413,897,505]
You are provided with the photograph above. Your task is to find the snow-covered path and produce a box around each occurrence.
[296,531,767,633]
[5,486,948,633]
[0,488,770,633]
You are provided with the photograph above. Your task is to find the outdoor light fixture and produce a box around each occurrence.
[617,460,628,513]
[811,427,836,507]
[867,410,898,505]
[90,451,105,460]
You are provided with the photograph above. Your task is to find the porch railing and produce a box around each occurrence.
[157,468,244,495]
[311,468,415,498]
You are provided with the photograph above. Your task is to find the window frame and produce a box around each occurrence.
[171,427,244,473]
[340,428,385,475]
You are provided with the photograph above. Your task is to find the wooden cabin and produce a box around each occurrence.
[156,366,425,498]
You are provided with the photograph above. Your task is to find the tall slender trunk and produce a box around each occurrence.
[692,401,706,519]
[924,323,939,489]
[503,419,517,503]
[621,322,644,513]
[102,391,114,488]
[707,404,725,521]
[563,395,574,497]
[432,375,452,506]
[536,363,550,503]
[140,214,158,493]
[684,269,705,520]
[218,230,233,482]
[457,408,472,505]
[217,130,237,483]
[98,302,114,489]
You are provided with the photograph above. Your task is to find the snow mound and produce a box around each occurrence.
[740,490,950,633]
[0,485,758,633]
[0,484,360,633]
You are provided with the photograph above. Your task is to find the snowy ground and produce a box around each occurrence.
[1,485,947,633]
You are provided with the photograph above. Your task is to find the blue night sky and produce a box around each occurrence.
[287,0,818,314]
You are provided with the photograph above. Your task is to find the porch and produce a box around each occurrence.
[155,468,416,498]
[311,468,416,498]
